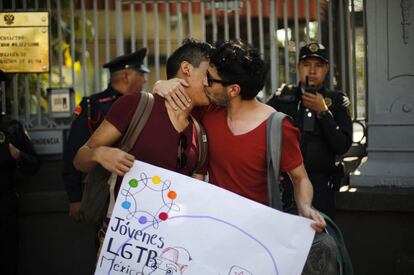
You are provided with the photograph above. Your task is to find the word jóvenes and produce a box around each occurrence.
[105,216,165,267]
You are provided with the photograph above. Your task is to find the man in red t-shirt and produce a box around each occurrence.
[156,40,326,232]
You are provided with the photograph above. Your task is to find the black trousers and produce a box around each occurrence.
[309,174,335,218]
[0,191,19,275]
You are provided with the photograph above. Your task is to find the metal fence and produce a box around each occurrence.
[0,0,366,133]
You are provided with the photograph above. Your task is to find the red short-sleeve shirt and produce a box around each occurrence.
[199,107,303,205]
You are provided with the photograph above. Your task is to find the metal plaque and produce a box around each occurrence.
[0,12,49,73]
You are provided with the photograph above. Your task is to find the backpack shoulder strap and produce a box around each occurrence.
[106,92,154,220]
[266,111,289,210]
[320,212,354,275]
[190,115,208,174]
[119,92,154,152]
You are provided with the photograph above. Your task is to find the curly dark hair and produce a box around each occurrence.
[166,38,213,79]
[210,40,267,100]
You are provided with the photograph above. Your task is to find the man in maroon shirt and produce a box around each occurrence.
[73,39,212,219]
[156,40,326,232]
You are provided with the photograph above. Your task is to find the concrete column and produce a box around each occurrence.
[115,0,124,55]
[350,0,414,187]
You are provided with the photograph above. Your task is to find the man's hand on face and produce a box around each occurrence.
[153,78,191,111]
[301,92,328,114]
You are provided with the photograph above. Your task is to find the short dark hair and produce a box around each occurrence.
[210,40,267,100]
[166,39,212,79]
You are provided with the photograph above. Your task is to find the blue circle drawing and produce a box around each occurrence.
[122,201,131,209]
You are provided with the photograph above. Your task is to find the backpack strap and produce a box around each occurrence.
[266,111,288,211]
[118,92,154,151]
[190,115,208,174]
[266,112,352,275]
[107,92,154,219]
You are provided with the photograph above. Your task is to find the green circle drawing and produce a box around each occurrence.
[129,179,138,188]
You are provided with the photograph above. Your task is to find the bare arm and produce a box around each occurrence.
[287,163,326,232]
[73,120,135,176]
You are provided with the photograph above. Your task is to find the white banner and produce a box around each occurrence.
[96,160,314,275]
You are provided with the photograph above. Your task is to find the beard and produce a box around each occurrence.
[205,88,230,107]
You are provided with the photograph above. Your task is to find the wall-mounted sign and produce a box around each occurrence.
[29,129,64,155]
[47,88,75,118]
[0,12,49,73]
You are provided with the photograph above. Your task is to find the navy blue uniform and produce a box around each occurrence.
[62,85,121,203]
[0,116,40,275]
[267,84,352,217]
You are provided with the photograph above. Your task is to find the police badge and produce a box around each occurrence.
[309,43,320,52]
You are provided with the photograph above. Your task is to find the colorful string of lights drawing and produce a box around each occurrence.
[119,172,179,228]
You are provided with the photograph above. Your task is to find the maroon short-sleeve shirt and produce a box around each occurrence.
[106,93,207,194]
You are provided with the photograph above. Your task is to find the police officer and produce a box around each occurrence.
[62,48,149,221]
[266,43,352,218]
[0,70,41,274]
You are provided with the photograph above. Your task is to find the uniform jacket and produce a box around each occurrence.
[266,83,353,175]
[0,117,40,195]
[62,85,121,202]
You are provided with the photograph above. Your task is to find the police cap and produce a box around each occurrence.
[103,48,150,74]
[299,43,329,63]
